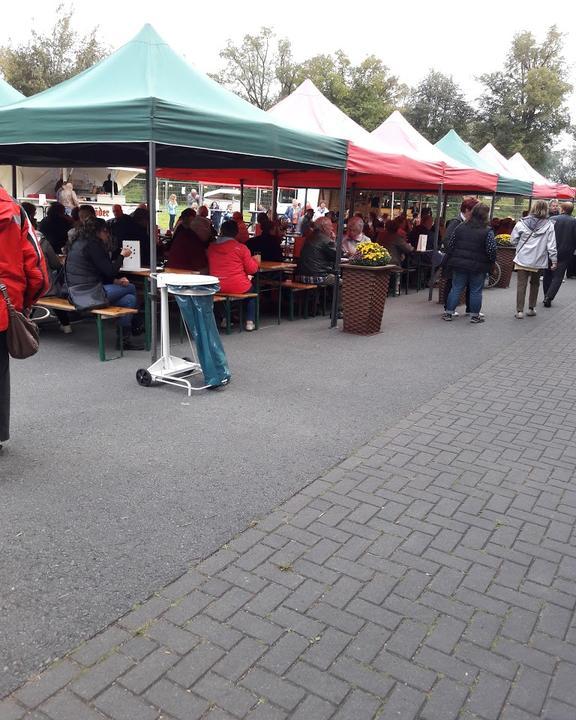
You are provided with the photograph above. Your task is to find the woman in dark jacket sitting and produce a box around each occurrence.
[66,217,143,349]
[166,211,208,271]
[247,214,283,261]
[295,217,337,284]
[443,203,496,324]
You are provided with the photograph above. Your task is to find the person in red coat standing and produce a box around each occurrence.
[207,220,260,331]
[0,187,49,451]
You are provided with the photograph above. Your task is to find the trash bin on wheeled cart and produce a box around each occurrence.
[136,273,231,395]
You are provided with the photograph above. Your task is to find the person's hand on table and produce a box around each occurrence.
[253,253,261,266]
[121,247,132,258]
[114,277,130,286]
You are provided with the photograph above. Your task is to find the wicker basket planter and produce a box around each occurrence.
[496,246,515,288]
[342,264,395,335]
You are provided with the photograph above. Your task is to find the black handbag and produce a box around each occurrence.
[0,282,40,359]
[67,281,108,311]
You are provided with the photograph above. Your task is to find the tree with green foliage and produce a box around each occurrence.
[403,70,475,143]
[546,134,576,185]
[0,4,107,96]
[475,25,572,171]
[293,52,405,130]
[211,27,296,109]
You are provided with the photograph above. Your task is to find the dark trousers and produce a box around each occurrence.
[543,259,569,302]
[0,331,9,442]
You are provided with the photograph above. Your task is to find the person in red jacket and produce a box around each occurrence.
[0,187,49,451]
[207,219,260,331]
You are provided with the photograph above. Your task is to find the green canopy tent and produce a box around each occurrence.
[0,76,24,105]
[0,25,348,356]
[435,129,532,197]
[0,77,24,195]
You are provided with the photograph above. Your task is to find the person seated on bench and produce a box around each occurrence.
[295,217,337,286]
[207,220,260,331]
[232,212,250,244]
[166,211,208,272]
[246,214,283,262]
[342,216,370,257]
[66,217,144,350]
[38,202,73,254]
[376,217,414,266]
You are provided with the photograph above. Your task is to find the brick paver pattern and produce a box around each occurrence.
[3,310,576,720]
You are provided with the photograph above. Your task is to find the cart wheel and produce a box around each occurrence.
[136,369,153,387]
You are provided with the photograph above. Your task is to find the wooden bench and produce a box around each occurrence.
[36,297,138,361]
[260,279,326,320]
[214,292,259,334]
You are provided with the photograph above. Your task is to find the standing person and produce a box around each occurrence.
[442,203,496,324]
[285,199,301,232]
[0,187,49,452]
[512,200,557,318]
[441,198,479,316]
[542,202,576,307]
[186,188,200,207]
[103,174,119,195]
[548,199,560,217]
[57,181,80,215]
[167,194,178,232]
[313,200,329,221]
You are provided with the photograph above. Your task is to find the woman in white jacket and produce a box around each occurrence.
[511,200,557,318]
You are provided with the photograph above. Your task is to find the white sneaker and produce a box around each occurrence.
[527,308,537,316]
[465,312,484,317]
[60,324,72,334]
[220,318,229,329]
[245,320,256,331]
[515,312,524,319]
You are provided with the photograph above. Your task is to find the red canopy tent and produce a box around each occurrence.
[371,111,498,193]
[507,152,574,200]
[159,80,447,190]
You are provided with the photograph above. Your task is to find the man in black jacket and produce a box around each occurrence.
[543,202,576,307]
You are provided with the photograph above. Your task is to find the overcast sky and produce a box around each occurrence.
[3,0,576,119]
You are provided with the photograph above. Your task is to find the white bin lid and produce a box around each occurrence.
[157,273,219,288]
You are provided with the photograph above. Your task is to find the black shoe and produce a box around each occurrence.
[543,298,552,308]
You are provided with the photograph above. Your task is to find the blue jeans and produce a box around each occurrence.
[103,283,138,328]
[446,270,485,315]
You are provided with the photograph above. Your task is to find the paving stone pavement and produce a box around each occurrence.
[3,306,576,720]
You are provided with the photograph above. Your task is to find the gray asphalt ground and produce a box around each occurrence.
[0,280,568,698]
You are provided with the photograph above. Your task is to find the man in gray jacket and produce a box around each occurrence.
[543,202,576,307]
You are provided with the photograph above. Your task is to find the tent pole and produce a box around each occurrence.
[240,180,245,216]
[331,169,348,328]
[428,183,443,302]
[147,141,158,362]
[11,165,17,198]
[403,192,409,215]
[304,188,308,210]
[272,171,279,220]
[528,196,533,214]
[489,194,496,220]
[349,183,356,216]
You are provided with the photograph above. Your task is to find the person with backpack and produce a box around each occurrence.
[511,200,557,318]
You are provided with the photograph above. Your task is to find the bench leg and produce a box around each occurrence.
[96,315,106,361]
[225,299,232,335]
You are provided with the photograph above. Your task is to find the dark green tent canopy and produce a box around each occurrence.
[436,129,532,196]
[0,77,24,106]
[0,25,347,171]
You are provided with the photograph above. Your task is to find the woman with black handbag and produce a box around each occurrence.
[66,217,144,350]
[0,188,49,453]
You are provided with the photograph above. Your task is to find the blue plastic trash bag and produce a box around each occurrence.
[172,285,231,387]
